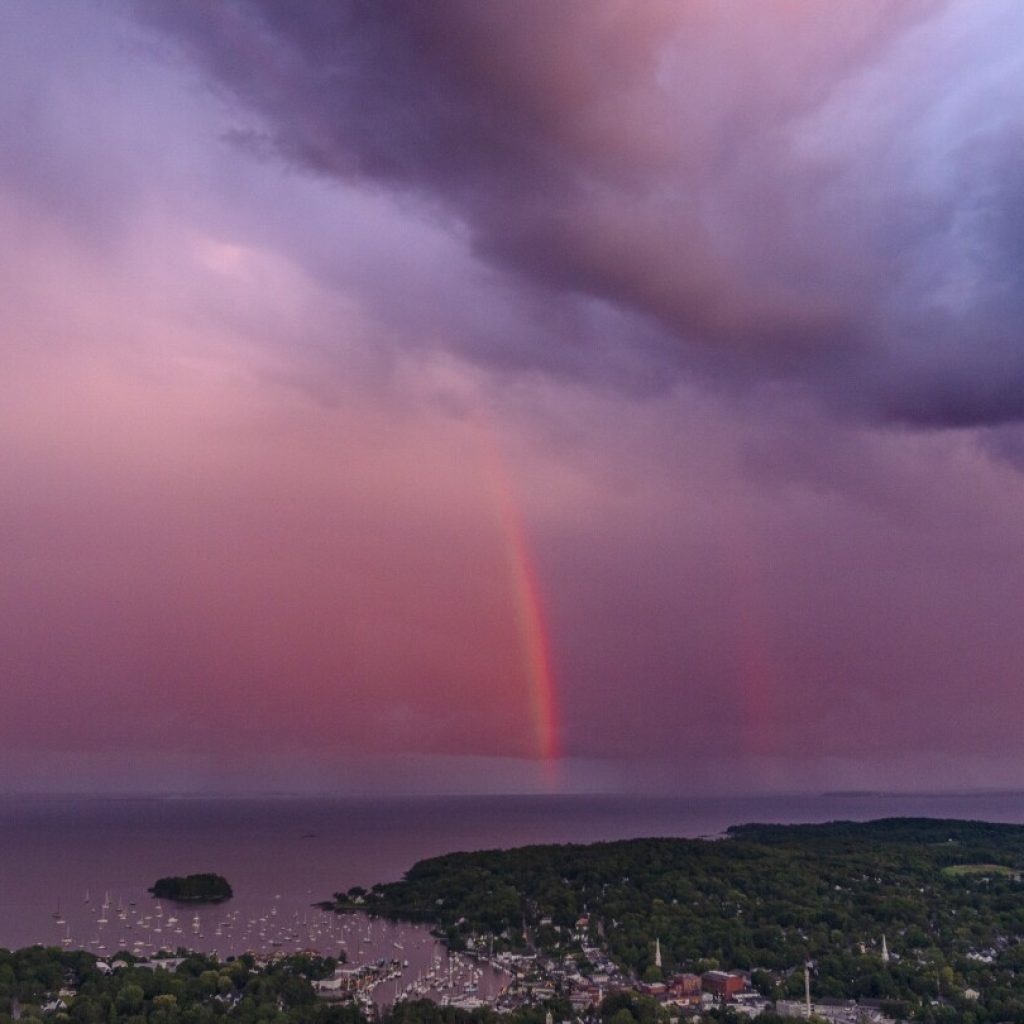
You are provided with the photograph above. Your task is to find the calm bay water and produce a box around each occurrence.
[3,791,1024,960]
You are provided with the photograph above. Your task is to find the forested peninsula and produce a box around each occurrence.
[324,818,1024,1012]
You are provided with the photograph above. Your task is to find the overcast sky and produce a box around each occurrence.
[3,0,1024,795]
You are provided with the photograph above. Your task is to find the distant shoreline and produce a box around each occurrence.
[3,788,1024,801]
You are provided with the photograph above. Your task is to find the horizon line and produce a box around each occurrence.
[2,788,1024,801]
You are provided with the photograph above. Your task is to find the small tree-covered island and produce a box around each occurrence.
[148,874,233,903]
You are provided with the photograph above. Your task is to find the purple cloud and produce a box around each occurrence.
[139,0,1024,425]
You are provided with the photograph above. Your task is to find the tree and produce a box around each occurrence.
[116,986,144,1014]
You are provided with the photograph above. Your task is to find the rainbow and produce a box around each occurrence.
[475,424,562,782]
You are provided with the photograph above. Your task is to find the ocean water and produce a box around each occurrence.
[3,791,1024,959]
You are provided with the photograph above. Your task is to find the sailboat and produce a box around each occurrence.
[53,899,65,925]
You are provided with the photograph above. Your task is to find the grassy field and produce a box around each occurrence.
[942,863,1020,877]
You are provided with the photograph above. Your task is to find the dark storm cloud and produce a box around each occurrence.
[139,0,1024,426]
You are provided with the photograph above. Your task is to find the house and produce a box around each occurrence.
[731,994,771,1019]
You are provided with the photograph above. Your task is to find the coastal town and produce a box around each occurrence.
[16,934,910,1024]
[308,920,906,1023]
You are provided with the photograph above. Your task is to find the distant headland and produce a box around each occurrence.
[148,873,233,902]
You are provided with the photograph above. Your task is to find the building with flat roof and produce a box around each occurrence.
[701,971,745,998]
